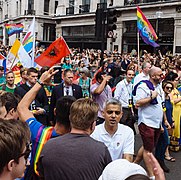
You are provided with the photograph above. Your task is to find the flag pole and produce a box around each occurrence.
[9,53,18,70]
[137,31,140,71]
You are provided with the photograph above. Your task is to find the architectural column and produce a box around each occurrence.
[173,18,181,55]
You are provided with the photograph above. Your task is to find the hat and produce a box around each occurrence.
[98,159,147,180]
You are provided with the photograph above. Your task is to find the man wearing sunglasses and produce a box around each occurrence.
[0,119,31,180]
[91,98,134,162]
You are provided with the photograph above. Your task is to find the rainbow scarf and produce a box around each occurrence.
[137,6,159,47]
[33,126,54,175]
[5,23,24,37]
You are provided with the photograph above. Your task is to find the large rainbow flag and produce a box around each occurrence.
[137,6,159,47]
[5,24,24,37]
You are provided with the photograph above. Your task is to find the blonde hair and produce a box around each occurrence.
[70,98,99,130]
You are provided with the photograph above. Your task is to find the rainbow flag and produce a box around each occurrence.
[137,6,159,47]
[32,126,54,175]
[5,24,24,37]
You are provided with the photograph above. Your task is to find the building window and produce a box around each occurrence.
[28,0,34,10]
[79,0,90,13]
[43,24,56,41]
[16,1,18,16]
[44,0,50,15]
[69,0,74,7]
[19,0,21,14]
[82,0,90,5]
[54,1,58,14]
[100,0,107,3]
[66,0,74,15]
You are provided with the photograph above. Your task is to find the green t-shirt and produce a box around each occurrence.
[0,85,15,93]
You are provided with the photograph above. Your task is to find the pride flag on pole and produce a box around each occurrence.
[22,17,35,67]
[137,6,159,47]
[6,39,32,69]
[5,24,24,36]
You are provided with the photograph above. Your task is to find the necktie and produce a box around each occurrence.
[66,87,69,95]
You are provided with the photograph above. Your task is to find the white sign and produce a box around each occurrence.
[108,31,114,38]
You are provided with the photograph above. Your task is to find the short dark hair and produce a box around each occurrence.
[164,71,178,82]
[27,67,38,75]
[63,69,73,77]
[1,92,20,113]
[95,71,106,82]
[0,119,30,174]
[55,96,76,128]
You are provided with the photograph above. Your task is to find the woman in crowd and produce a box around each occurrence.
[78,67,91,98]
[162,81,176,162]
[165,72,181,151]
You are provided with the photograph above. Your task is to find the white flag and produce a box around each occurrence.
[22,17,35,67]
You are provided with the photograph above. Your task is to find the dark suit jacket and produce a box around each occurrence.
[49,83,83,123]
[14,84,49,124]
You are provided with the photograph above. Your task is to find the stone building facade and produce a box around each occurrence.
[1,0,181,54]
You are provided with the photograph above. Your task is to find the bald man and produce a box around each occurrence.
[134,66,164,179]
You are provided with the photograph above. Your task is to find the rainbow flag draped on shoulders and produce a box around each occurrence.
[5,23,24,37]
[33,125,54,175]
[137,6,159,47]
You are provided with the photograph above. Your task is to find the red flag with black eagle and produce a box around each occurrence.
[35,36,71,67]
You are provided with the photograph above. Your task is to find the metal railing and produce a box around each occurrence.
[66,7,74,15]
[97,3,107,10]
[79,4,90,13]
[24,9,36,15]
[124,0,179,6]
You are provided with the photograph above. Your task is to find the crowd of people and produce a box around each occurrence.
[0,46,181,180]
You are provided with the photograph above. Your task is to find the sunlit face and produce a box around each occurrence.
[6,72,15,86]
[27,72,38,86]
[12,146,30,179]
[103,104,123,128]
[126,70,135,83]
[164,83,173,94]
[153,70,163,84]
[144,63,151,75]
[64,72,74,86]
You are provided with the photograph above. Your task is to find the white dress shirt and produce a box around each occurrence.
[114,79,133,108]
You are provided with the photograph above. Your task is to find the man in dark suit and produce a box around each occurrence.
[49,69,82,124]
[14,67,49,125]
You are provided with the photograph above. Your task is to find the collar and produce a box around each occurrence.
[99,122,122,136]
[26,81,32,87]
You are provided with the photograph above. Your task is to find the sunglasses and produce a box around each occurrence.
[19,143,32,163]
[165,86,173,90]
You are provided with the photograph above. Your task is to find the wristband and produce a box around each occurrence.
[37,79,44,86]
[150,91,153,100]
